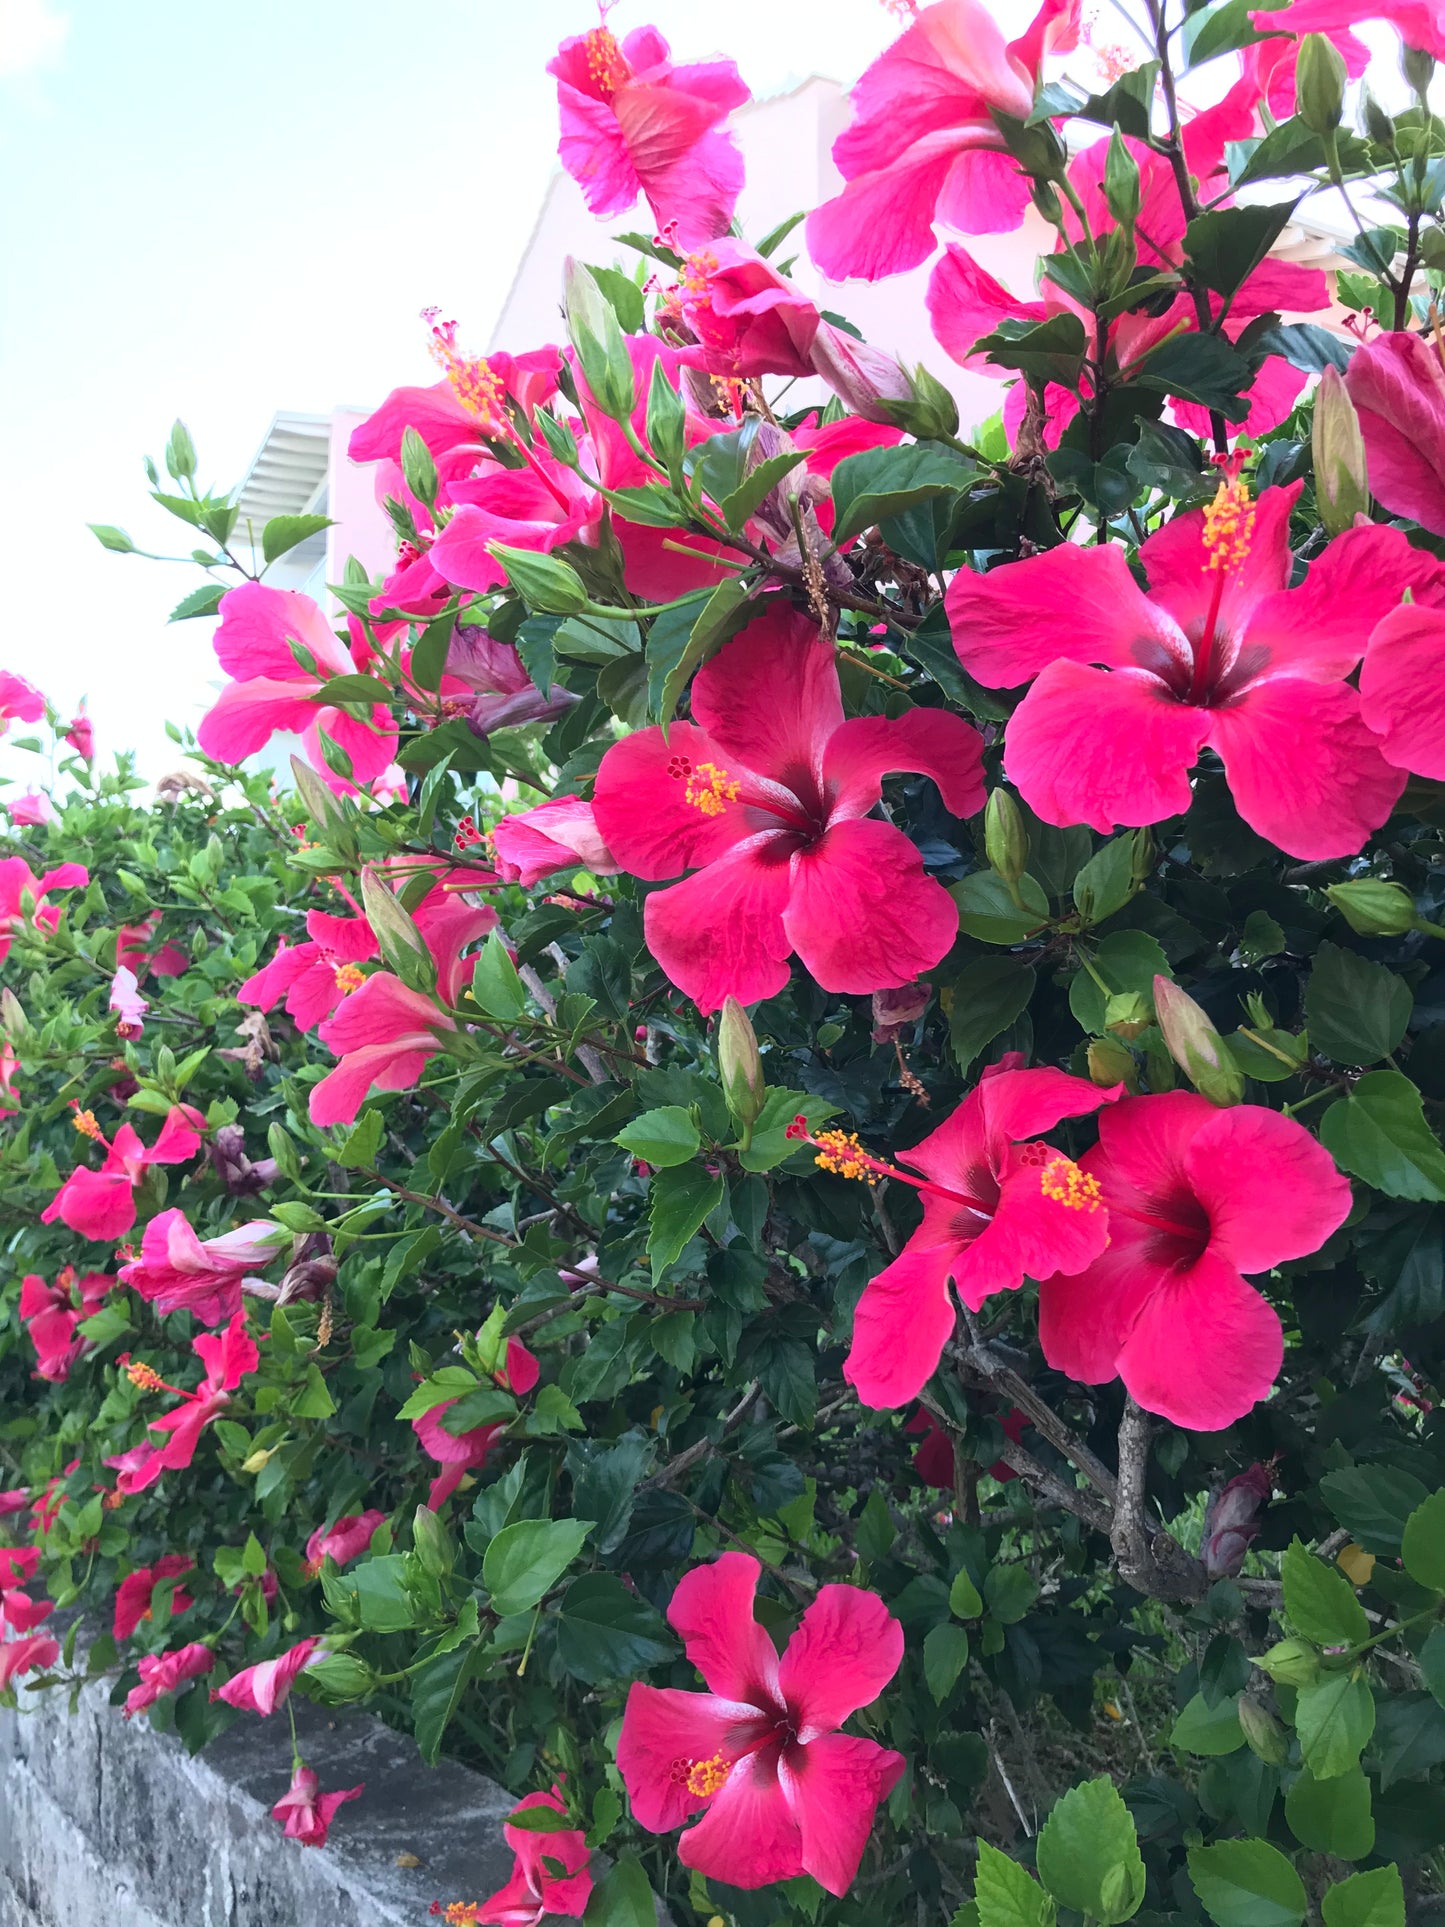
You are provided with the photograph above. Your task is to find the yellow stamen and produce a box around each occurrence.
[1039,1156,1102,1212]
[1201,473,1255,574]
[584,24,629,93]
[427,323,507,434]
[333,963,366,995]
[124,1360,166,1393]
[680,248,719,297]
[812,1129,883,1185]
[684,760,741,818]
[72,1108,103,1141]
[684,1753,731,1798]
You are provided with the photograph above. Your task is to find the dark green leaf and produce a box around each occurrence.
[1185,202,1298,300]
[1321,1071,1445,1201]
[647,1163,726,1279]
[262,512,333,564]
[1400,1489,1445,1591]
[1285,1765,1375,1861]
[483,1518,593,1616]
[1306,943,1412,1065]
[831,442,973,546]
[1036,1776,1146,1925]
[948,957,1037,1072]
[1187,1839,1307,1927]
[1320,1866,1406,1927]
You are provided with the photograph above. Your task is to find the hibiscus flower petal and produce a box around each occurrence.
[777,1585,903,1739]
[642,837,795,1013]
[1004,660,1210,832]
[1116,1249,1284,1431]
[1037,1237,1172,1387]
[1184,1106,1352,1274]
[806,144,962,283]
[947,544,1178,688]
[1139,482,1297,640]
[1206,676,1405,860]
[618,1683,766,1834]
[784,817,958,995]
[845,1236,959,1409]
[1361,602,1445,778]
[1243,521,1445,681]
[689,607,843,793]
[592,721,760,882]
[678,1750,804,1890]
[782,1733,907,1899]
[951,1153,1110,1311]
[822,708,985,823]
[668,1553,780,1705]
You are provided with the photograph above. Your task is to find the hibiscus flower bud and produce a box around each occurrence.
[1102,129,1140,230]
[1237,1696,1288,1765]
[1296,33,1347,133]
[563,258,637,424]
[1326,876,1418,936]
[1201,1463,1273,1575]
[1152,976,1244,1106]
[1256,1637,1320,1688]
[0,987,27,1038]
[486,543,591,617]
[1401,42,1435,95]
[359,867,439,995]
[1312,366,1369,536]
[209,1124,279,1197]
[808,322,912,422]
[1104,991,1152,1040]
[717,996,766,1129]
[1087,1036,1136,1091]
[984,789,1029,885]
[872,981,931,1044]
[413,1504,455,1578]
[1359,86,1396,145]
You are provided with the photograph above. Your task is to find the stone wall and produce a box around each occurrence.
[0,1672,519,1927]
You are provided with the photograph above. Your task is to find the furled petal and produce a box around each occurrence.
[845,1234,960,1408]
[936,144,1033,235]
[1004,660,1210,832]
[41,1168,135,1242]
[308,1040,436,1128]
[1115,1249,1284,1430]
[948,544,1183,688]
[1361,602,1445,778]
[690,606,844,791]
[1184,1105,1352,1274]
[782,1733,907,1898]
[193,1311,261,1394]
[617,1683,766,1834]
[678,1749,803,1889]
[1345,329,1445,536]
[668,1552,780,1705]
[822,708,985,824]
[784,817,959,995]
[974,1065,1120,1152]
[777,1585,903,1739]
[348,381,473,465]
[1205,676,1406,860]
[641,837,796,1013]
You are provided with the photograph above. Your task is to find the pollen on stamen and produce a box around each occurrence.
[71,1106,103,1141]
[123,1359,167,1393]
[683,1753,731,1798]
[583,23,629,93]
[811,1128,886,1185]
[333,963,367,996]
[1201,458,1255,575]
[679,248,720,297]
[1039,1155,1102,1212]
[684,760,741,818]
[424,310,507,435]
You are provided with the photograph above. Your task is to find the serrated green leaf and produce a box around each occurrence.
[1036,1777,1145,1925]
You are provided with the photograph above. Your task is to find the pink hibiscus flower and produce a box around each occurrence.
[197,582,398,792]
[591,604,985,1012]
[240,910,380,1032]
[428,448,602,596]
[908,1405,1026,1489]
[412,1338,539,1511]
[123,1642,215,1719]
[309,881,496,1128]
[1345,330,1445,539]
[548,23,749,246]
[1252,0,1445,59]
[118,1209,287,1325]
[64,708,94,760]
[618,1552,905,1896]
[0,1634,60,1690]
[271,1762,364,1847]
[947,476,1445,860]
[41,1103,203,1243]
[806,0,1080,281]
[19,1268,111,1383]
[1038,1093,1352,1429]
[0,1577,53,1639]
[0,857,88,962]
[108,1313,261,1495]
[477,1787,592,1925]
[490,797,618,889]
[347,341,560,483]
[109,965,148,1040]
[116,912,189,981]
[303,1510,385,1578]
[215,1636,321,1716]
[436,630,578,740]
[1361,603,1445,780]
[794,1063,1118,1408]
[113,1554,196,1641]
[7,790,53,827]
[0,669,45,734]
[675,240,820,381]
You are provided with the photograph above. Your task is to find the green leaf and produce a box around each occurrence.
[1227,117,1327,189]
[1136,332,1252,420]
[1254,322,1353,374]
[585,262,645,334]
[336,1106,384,1170]
[646,576,752,729]
[1188,0,1277,64]
[1318,1466,1430,1557]
[555,1574,678,1684]
[582,1853,656,1927]
[984,1564,1039,1625]
[507,1803,578,1832]
[1306,944,1412,1065]
[948,957,1037,1072]
[1285,1764,1375,1861]
[470,929,528,1022]
[1321,1070,1445,1201]
[924,1622,971,1703]
[1296,1673,1375,1779]
[1321,1867,1406,1927]
[1421,1625,1445,1710]
[616,1105,701,1168]
[831,442,973,546]
[949,1569,984,1619]
[1401,1489,1445,1590]
[1069,929,1171,1034]
[974,1840,1057,1927]
[719,450,807,531]
[262,512,333,564]
[1172,1691,1246,1755]
[1283,1538,1371,1646]
[1036,1777,1145,1926]
[1374,1692,1445,1788]
[411,1640,482,1765]
[737,1088,840,1173]
[169,583,226,621]
[1072,837,1136,927]
[1184,202,1299,300]
[482,1518,593,1617]
[974,313,1088,389]
[647,1163,726,1279]
[951,870,1050,944]
[1187,1839,1307,1927]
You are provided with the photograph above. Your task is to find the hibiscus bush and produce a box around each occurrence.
[5,2,1445,1923]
